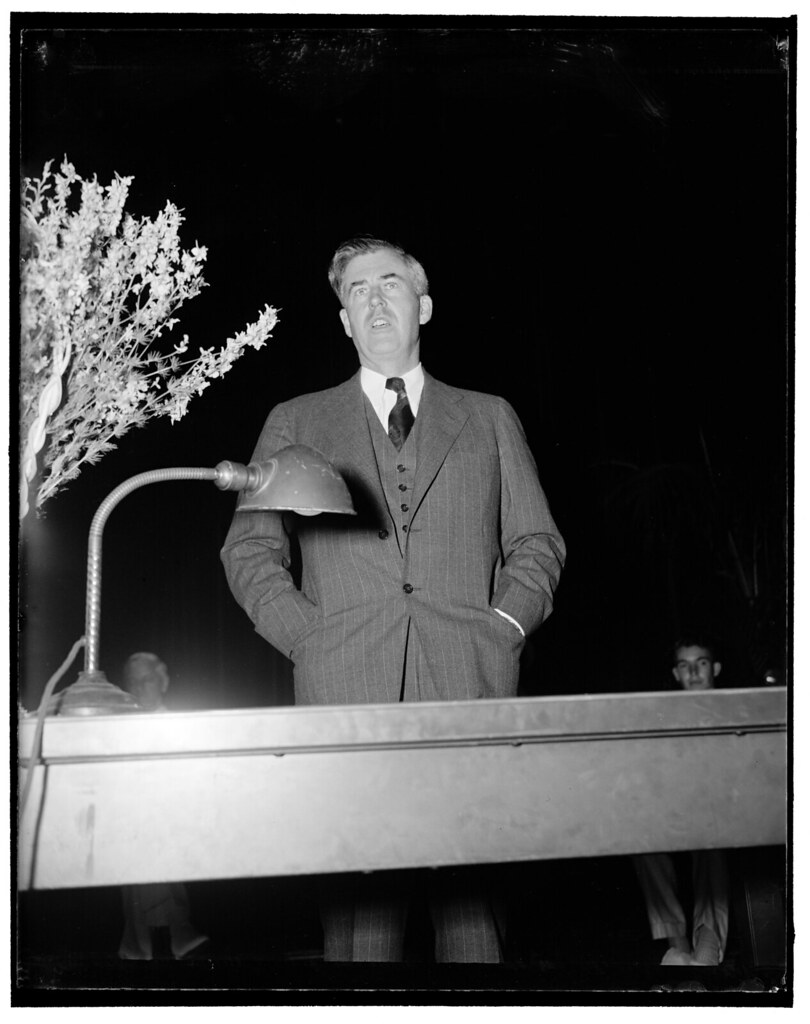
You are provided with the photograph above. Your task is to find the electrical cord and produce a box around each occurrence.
[18,636,86,821]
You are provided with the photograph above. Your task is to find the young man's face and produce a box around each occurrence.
[672,645,721,690]
[338,248,432,375]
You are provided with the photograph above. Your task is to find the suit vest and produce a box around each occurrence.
[364,395,417,555]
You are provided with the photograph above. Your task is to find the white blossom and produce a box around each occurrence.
[20,159,279,513]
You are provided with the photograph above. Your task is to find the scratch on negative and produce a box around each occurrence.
[85,803,96,879]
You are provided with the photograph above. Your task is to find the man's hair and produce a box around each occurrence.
[670,634,719,666]
[328,236,429,302]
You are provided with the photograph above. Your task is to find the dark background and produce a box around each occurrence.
[13,14,793,998]
[17,15,792,711]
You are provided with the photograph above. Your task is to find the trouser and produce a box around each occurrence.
[119,883,207,959]
[632,850,729,961]
[319,624,506,962]
[319,867,505,963]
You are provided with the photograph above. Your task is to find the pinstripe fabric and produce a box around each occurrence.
[319,871,503,963]
[320,875,409,962]
[429,888,502,964]
[221,370,565,707]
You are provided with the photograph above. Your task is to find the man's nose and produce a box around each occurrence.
[369,288,385,307]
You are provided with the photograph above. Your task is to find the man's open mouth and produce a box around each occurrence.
[371,318,390,329]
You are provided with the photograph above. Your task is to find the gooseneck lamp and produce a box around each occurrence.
[56,444,355,715]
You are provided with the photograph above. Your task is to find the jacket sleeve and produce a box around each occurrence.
[220,403,321,658]
[490,398,566,636]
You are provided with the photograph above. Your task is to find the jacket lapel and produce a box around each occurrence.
[411,372,469,517]
[316,373,375,472]
[313,372,390,528]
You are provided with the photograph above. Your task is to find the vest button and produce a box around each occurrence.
[401,524,408,532]
[403,583,413,594]
[400,503,409,512]
[398,483,407,491]
[378,529,389,540]
[397,464,406,472]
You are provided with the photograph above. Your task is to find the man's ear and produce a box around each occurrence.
[671,667,680,684]
[713,662,722,679]
[339,308,352,338]
[419,295,433,325]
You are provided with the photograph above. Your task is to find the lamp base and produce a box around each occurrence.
[57,671,140,716]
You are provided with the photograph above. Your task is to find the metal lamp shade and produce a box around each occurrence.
[234,445,356,515]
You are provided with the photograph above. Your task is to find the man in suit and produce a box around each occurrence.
[221,236,565,962]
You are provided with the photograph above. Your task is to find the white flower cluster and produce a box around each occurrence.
[20,159,279,514]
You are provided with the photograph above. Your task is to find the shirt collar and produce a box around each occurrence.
[360,363,424,414]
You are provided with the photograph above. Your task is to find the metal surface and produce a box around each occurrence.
[83,466,220,674]
[230,445,357,515]
[18,688,787,891]
[56,672,141,716]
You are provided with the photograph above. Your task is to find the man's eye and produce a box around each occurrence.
[385,280,398,288]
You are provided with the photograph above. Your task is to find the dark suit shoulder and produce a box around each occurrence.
[425,373,513,413]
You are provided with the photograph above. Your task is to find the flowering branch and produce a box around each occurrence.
[19,158,278,517]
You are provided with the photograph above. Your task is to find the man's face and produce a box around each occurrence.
[672,645,721,691]
[338,248,432,374]
[128,667,168,710]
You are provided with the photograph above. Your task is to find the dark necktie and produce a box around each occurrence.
[385,377,415,451]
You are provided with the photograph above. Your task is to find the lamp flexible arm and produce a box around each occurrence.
[80,448,349,679]
[84,467,220,674]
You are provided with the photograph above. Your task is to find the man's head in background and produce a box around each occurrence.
[671,636,722,691]
[122,651,170,710]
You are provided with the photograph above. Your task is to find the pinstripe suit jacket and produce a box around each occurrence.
[220,369,565,706]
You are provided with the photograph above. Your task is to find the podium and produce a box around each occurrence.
[18,687,787,892]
